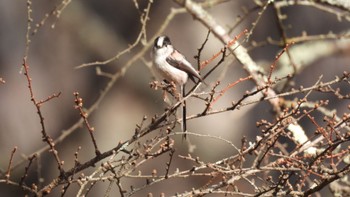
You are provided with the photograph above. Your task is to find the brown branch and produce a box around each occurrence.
[5,0,349,196]
[22,60,64,175]
[210,75,252,108]
[195,30,210,71]
[173,0,281,113]
[37,92,62,106]
[19,154,37,186]
[5,147,17,183]
[266,42,294,85]
[200,29,247,70]
[305,112,331,144]
[201,81,221,114]
[273,2,298,75]
[165,148,175,179]
[73,92,101,156]
[245,0,273,41]
[38,79,202,195]
[304,164,350,196]
[75,0,152,69]
[0,180,37,195]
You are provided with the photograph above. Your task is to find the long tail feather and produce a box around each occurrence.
[182,84,187,140]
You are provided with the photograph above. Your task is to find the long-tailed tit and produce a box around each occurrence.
[152,36,202,139]
[152,36,202,85]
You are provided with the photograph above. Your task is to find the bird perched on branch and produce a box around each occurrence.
[152,35,203,140]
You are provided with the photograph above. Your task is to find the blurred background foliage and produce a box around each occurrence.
[0,0,349,196]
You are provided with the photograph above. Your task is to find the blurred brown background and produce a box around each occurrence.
[0,0,349,196]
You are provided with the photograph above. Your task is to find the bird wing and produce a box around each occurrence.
[166,49,202,81]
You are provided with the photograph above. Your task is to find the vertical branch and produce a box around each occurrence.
[266,42,293,85]
[19,154,37,186]
[22,0,64,178]
[24,0,33,62]
[5,147,17,183]
[74,92,101,156]
[165,149,175,179]
[22,60,64,175]
[195,30,211,70]
[245,0,274,41]
[273,2,298,74]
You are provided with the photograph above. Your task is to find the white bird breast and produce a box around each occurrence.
[153,47,188,85]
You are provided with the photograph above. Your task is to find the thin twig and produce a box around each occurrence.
[74,92,101,156]
[5,147,17,183]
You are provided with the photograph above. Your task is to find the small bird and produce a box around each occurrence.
[152,36,202,139]
[152,36,202,85]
